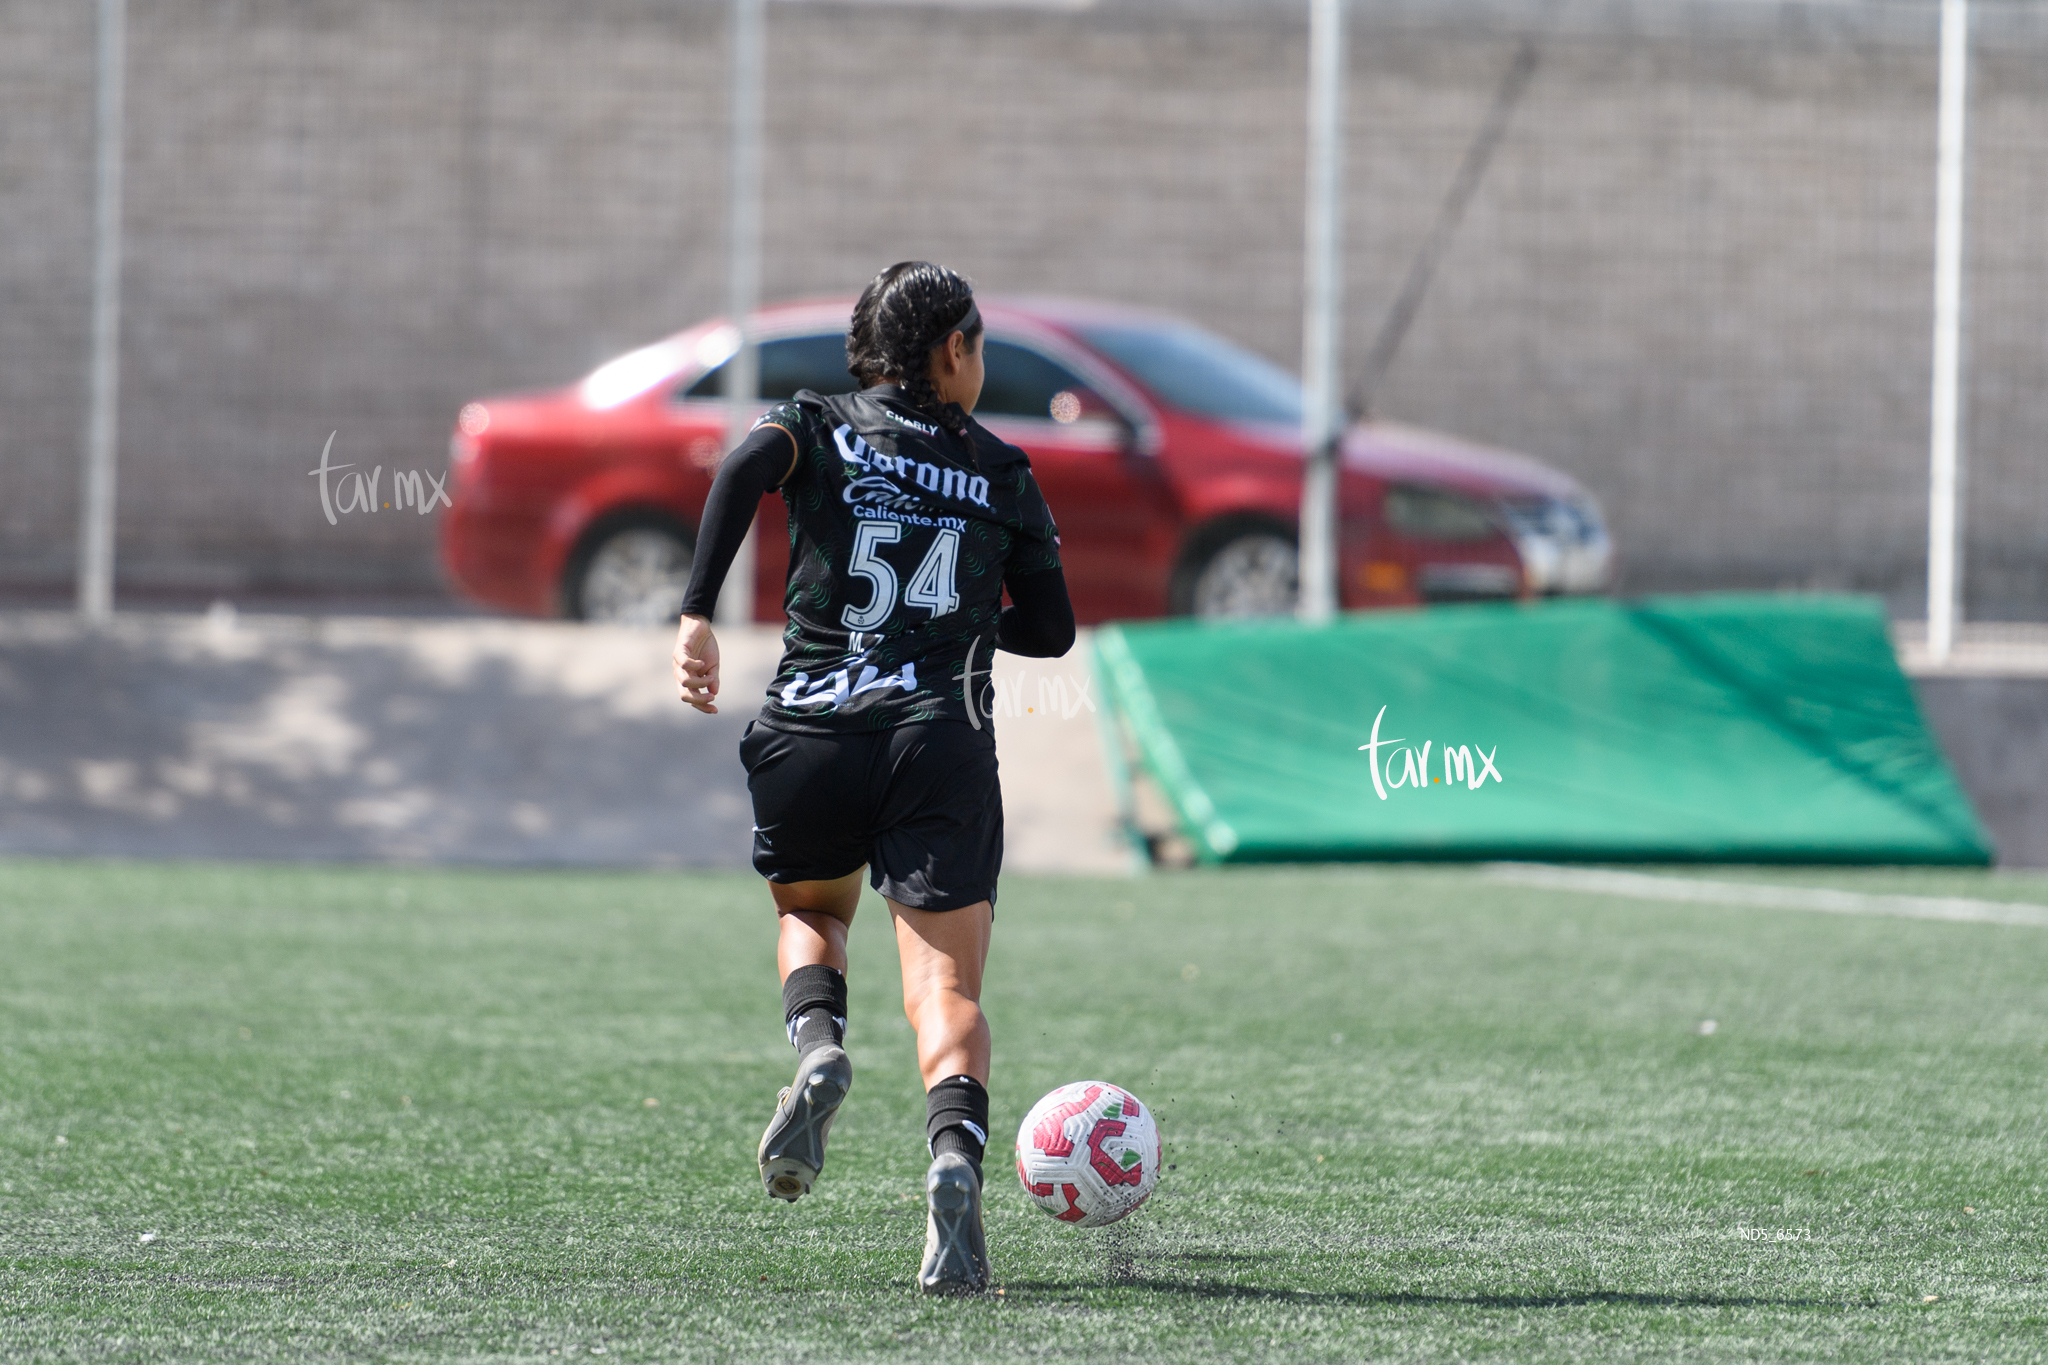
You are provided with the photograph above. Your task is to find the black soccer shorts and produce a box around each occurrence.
[738,718,1004,912]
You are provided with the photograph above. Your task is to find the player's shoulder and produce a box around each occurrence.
[964,416,1031,470]
[751,399,808,439]
[758,390,844,431]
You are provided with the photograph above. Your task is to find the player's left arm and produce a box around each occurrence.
[997,568,1073,658]
[994,464,1072,658]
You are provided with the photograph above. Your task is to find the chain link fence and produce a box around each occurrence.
[3,0,2043,616]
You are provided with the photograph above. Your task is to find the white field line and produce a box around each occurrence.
[1486,863,2048,929]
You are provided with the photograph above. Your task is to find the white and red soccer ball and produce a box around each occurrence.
[1014,1081,1162,1227]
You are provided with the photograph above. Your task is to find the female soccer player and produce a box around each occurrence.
[670,262,1074,1294]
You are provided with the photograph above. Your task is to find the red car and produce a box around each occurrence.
[441,298,1612,625]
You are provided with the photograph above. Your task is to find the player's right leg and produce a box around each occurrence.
[893,897,995,1293]
[869,721,1003,1293]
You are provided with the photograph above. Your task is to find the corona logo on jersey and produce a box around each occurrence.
[1357,705,1503,801]
[833,424,991,510]
[1015,1080,1162,1227]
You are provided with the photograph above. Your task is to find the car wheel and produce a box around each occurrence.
[565,518,695,625]
[1175,525,1299,619]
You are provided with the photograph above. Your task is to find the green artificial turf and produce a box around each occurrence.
[2,858,2046,1362]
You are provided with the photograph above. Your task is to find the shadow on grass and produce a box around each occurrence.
[1000,1279,1871,1311]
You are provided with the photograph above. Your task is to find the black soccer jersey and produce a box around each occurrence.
[753,386,1062,733]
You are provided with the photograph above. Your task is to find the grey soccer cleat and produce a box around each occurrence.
[917,1151,991,1294]
[757,1043,851,1202]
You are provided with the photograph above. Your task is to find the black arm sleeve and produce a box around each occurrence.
[996,566,1076,658]
[677,424,797,619]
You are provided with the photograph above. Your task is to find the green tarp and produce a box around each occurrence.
[1093,594,1992,865]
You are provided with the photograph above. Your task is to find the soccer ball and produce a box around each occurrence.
[1014,1080,1161,1227]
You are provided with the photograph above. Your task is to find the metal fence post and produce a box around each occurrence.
[77,0,127,622]
[1926,0,1970,661]
[1297,0,1347,625]
[716,0,766,627]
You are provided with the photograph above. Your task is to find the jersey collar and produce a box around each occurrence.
[853,386,1021,467]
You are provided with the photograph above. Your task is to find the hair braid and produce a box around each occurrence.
[845,261,981,435]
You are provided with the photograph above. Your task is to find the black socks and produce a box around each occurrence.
[781,964,847,1054]
[926,1074,990,1182]
[782,969,989,1183]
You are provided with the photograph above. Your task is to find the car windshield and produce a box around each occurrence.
[1076,321,1304,425]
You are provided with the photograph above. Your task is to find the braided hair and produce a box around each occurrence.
[845,261,982,435]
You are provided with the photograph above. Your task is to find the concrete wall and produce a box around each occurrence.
[4,0,2045,613]
[1917,674,2048,869]
[0,612,1127,873]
